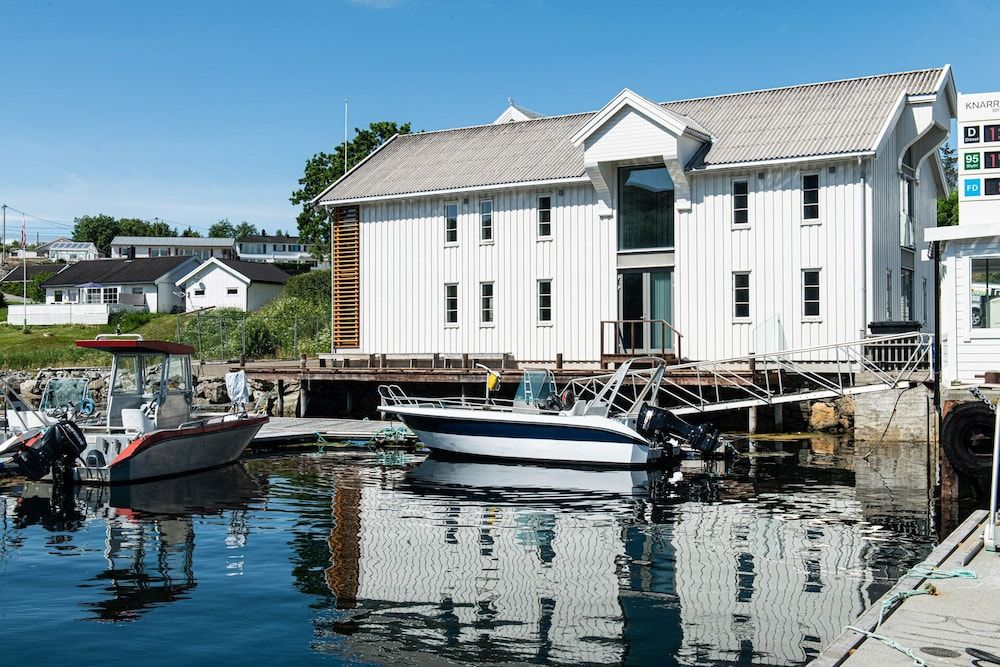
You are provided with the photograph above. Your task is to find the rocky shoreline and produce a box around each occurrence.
[0,367,301,416]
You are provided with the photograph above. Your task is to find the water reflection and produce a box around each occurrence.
[0,438,935,666]
[6,465,261,622]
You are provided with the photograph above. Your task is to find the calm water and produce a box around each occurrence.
[0,438,935,666]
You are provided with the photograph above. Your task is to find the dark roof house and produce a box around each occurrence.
[42,256,199,287]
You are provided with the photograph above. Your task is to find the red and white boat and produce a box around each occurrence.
[1,335,266,484]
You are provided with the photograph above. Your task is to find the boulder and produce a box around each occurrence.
[19,379,39,397]
[809,402,839,431]
[834,396,856,418]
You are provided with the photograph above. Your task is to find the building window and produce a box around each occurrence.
[444,283,458,324]
[53,290,63,303]
[480,282,494,324]
[901,268,914,320]
[971,258,1000,328]
[194,288,205,297]
[802,173,820,221]
[227,287,238,295]
[733,272,750,319]
[619,165,674,249]
[803,270,821,318]
[445,203,458,244]
[537,280,552,322]
[732,180,749,225]
[131,287,143,295]
[86,288,102,305]
[537,196,551,238]
[480,200,493,242]
[102,287,118,304]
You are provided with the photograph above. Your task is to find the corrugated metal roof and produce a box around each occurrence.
[111,236,235,247]
[664,67,944,167]
[319,68,946,203]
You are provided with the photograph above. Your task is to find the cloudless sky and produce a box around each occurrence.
[0,0,991,242]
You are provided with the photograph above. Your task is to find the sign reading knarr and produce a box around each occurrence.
[959,92,1000,223]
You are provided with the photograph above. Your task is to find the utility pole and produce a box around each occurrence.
[2,204,6,265]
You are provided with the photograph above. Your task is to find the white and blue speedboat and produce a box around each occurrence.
[379,357,721,467]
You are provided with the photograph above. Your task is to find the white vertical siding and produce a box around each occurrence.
[676,161,864,360]
[359,184,615,362]
[941,236,1000,383]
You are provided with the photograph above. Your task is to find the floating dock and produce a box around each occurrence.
[814,509,999,666]
[250,417,416,447]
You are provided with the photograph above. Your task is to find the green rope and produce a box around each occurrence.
[903,563,977,580]
[877,587,932,628]
[845,626,926,666]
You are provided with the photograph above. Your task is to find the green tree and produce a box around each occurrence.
[209,218,237,238]
[290,121,411,260]
[938,190,958,226]
[26,272,56,303]
[117,218,176,238]
[940,144,958,190]
[72,214,119,253]
[181,226,203,238]
[233,222,258,240]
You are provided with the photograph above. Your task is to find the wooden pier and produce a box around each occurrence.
[250,416,416,447]
[814,509,1000,666]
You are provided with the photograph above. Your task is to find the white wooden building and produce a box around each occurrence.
[110,236,236,260]
[316,67,955,363]
[174,258,289,312]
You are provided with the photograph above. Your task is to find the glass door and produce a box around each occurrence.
[618,269,673,353]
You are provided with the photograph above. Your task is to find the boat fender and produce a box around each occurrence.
[941,401,996,478]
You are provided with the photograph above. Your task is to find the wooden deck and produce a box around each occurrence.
[814,509,1000,666]
[250,417,415,446]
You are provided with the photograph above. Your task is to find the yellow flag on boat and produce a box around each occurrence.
[486,371,500,391]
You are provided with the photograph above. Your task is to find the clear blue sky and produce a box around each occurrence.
[0,0,990,242]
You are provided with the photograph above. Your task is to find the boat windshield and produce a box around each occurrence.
[39,378,90,411]
[514,370,557,405]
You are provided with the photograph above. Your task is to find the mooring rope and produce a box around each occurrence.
[903,564,978,580]
[877,587,933,629]
[845,626,927,666]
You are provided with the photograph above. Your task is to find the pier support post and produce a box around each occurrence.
[277,379,285,416]
[432,353,440,369]
[774,404,784,431]
[299,382,309,418]
[748,406,758,434]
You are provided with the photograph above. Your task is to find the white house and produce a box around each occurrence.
[236,234,316,265]
[315,67,955,364]
[926,91,1000,385]
[6,256,201,325]
[45,240,99,263]
[175,258,290,312]
[110,236,236,260]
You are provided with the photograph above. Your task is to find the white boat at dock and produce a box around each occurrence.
[378,357,722,467]
[1,335,267,484]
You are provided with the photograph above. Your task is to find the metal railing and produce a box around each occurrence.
[652,332,932,415]
[600,319,683,364]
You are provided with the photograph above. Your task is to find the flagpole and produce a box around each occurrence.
[21,213,27,332]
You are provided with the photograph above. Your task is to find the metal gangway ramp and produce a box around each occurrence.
[574,333,932,417]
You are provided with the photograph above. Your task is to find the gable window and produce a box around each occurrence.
[444,283,458,324]
[227,287,238,295]
[480,200,493,242]
[537,196,552,238]
[480,282,494,324]
[803,269,821,318]
[537,280,552,322]
[445,203,458,244]
[733,272,750,319]
[619,165,674,250]
[802,173,820,221]
[733,180,749,225]
[194,288,205,297]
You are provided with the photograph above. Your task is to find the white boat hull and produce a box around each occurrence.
[383,406,658,467]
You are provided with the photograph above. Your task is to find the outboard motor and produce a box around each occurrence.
[10,420,87,482]
[636,404,723,456]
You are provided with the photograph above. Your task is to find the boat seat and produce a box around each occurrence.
[121,408,155,435]
[565,401,588,416]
